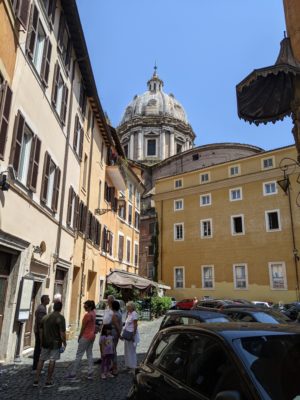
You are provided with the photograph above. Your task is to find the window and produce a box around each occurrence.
[176,143,182,154]
[118,199,126,220]
[134,211,140,230]
[123,143,129,158]
[174,199,184,211]
[136,190,141,209]
[148,245,154,256]
[67,186,79,230]
[202,265,214,289]
[174,179,183,189]
[97,180,102,208]
[149,222,155,234]
[192,153,199,161]
[262,157,274,170]
[40,0,56,25]
[118,234,124,261]
[263,181,277,196]
[12,0,30,28]
[174,223,184,241]
[102,227,113,256]
[200,172,210,184]
[134,243,139,267]
[269,262,287,289]
[233,264,248,289]
[52,63,68,124]
[147,139,156,156]
[0,80,13,160]
[129,183,133,202]
[40,152,61,212]
[128,204,133,225]
[78,201,87,233]
[126,238,131,263]
[229,187,242,201]
[58,13,71,71]
[82,154,88,190]
[229,165,240,176]
[265,210,281,231]
[231,215,244,235]
[26,5,52,85]
[148,262,154,279]
[79,80,87,116]
[10,111,41,191]
[174,267,184,288]
[200,193,211,206]
[200,219,212,238]
[73,115,83,160]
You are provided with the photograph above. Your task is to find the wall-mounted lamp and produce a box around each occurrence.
[277,175,290,194]
[32,241,46,255]
[95,198,126,216]
[293,248,300,261]
[0,173,10,191]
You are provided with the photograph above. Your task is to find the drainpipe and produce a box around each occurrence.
[77,114,95,325]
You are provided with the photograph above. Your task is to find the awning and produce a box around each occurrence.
[107,270,156,289]
[106,165,126,191]
[236,38,300,125]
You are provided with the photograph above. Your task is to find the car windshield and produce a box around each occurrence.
[252,312,282,323]
[234,334,300,400]
[205,317,229,323]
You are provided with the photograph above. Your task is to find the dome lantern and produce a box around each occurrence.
[147,65,164,92]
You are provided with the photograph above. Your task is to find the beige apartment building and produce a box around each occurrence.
[0,0,141,362]
[155,145,300,304]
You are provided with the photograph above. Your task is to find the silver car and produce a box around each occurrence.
[95,299,126,326]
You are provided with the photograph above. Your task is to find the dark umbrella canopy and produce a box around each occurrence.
[236,38,300,125]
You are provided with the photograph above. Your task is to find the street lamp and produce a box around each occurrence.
[95,198,126,215]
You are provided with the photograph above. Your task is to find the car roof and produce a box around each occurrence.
[161,322,300,339]
[222,307,273,313]
[165,309,228,319]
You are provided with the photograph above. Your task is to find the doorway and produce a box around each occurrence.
[23,281,41,348]
[0,252,12,339]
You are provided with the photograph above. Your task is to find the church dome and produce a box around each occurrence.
[120,69,188,125]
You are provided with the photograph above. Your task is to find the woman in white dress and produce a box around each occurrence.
[123,301,139,371]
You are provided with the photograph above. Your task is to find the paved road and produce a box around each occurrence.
[0,317,162,400]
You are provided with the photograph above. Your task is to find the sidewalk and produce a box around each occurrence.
[0,317,162,400]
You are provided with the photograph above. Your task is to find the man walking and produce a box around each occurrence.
[32,294,50,372]
[33,301,66,387]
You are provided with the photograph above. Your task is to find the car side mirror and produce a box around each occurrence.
[214,391,241,400]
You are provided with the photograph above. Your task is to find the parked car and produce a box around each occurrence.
[127,323,300,400]
[194,299,244,310]
[251,301,271,308]
[95,299,126,326]
[221,307,292,324]
[159,309,232,330]
[282,302,300,320]
[170,297,177,309]
[175,298,195,310]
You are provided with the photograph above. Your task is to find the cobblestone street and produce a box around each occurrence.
[0,318,162,400]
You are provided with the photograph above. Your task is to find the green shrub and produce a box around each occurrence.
[150,296,171,317]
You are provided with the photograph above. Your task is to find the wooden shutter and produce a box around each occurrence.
[73,115,79,151]
[10,111,25,174]
[52,167,61,212]
[57,14,65,50]
[86,211,91,239]
[61,84,68,124]
[51,63,59,106]
[41,38,52,86]
[78,201,84,232]
[17,0,31,29]
[0,82,13,160]
[102,226,107,251]
[26,4,39,59]
[66,186,74,226]
[49,0,56,25]
[40,152,51,203]
[118,235,124,260]
[27,135,41,191]
[73,195,80,230]
[109,232,113,255]
[95,221,101,246]
[79,127,84,160]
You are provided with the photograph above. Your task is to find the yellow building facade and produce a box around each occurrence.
[155,145,300,303]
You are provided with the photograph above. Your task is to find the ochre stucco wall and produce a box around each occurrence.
[284,0,300,62]
[0,1,17,81]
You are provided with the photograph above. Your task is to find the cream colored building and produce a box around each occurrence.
[155,145,300,304]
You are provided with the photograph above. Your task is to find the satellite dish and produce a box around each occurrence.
[39,241,46,255]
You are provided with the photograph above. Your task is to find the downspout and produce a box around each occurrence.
[158,200,163,282]
[78,113,95,325]
[55,59,76,264]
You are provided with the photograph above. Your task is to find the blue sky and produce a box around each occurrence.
[76,0,293,151]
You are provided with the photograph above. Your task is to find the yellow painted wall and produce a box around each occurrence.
[0,1,17,82]
[155,146,300,303]
[284,0,300,62]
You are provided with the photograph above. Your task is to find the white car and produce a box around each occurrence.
[95,299,126,326]
[251,301,271,308]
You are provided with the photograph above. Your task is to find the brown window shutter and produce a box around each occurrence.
[26,4,39,59]
[79,127,84,160]
[78,201,84,232]
[109,232,113,255]
[95,221,101,246]
[102,226,107,251]
[52,167,61,212]
[41,152,51,203]
[41,38,52,86]
[66,186,73,226]
[27,135,41,191]
[73,195,79,230]
[91,216,96,243]
[51,63,59,106]
[65,40,72,72]
[10,111,25,174]
[61,84,68,124]
[17,0,31,29]
[0,82,13,160]
[49,0,56,25]
[86,211,91,239]
[73,115,79,151]
[118,235,124,260]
